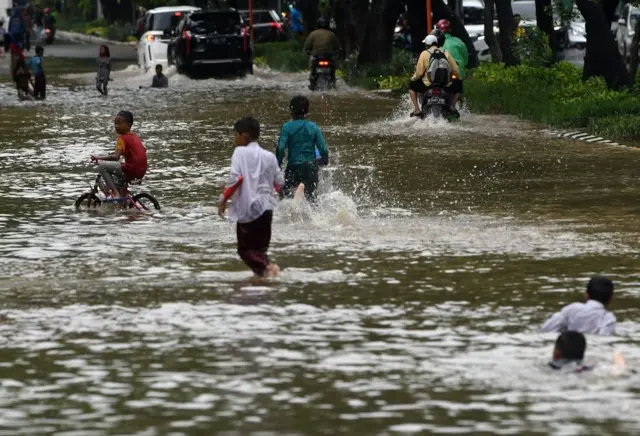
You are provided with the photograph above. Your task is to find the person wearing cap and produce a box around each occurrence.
[436,19,468,117]
[408,32,460,117]
[541,276,617,336]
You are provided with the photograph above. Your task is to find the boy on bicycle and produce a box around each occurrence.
[91,110,148,201]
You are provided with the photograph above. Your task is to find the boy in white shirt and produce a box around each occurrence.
[541,276,616,336]
[218,117,284,278]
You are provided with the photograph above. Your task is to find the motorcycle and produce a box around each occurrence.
[45,26,55,44]
[419,86,452,120]
[309,54,336,91]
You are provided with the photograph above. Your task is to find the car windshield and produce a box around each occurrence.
[463,6,484,25]
[151,11,188,31]
[189,12,242,33]
[511,2,536,21]
[240,11,279,24]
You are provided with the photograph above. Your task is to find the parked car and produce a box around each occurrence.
[511,0,570,48]
[567,8,586,49]
[463,0,487,42]
[167,9,253,76]
[239,9,290,42]
[616,4,640,59]
[138,6,201,72]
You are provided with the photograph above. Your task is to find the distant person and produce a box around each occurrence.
[96,45,111,96]
[289,3,303,35]
[276,95,329,201]
[0,18,6,58]
[27,45,45,99]
[151,64,168,88]
[91,111,148,201]
[436,19,468,117]
[218,117,284,278]
[541,276,616,335]
[14,57,34,101]
[8,7,25,50]
[513,14,525,39]
[23,9,32,52]
[549,331,591,372]
[34,6,43,31]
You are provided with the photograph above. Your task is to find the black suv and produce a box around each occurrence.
[167,9,253,76]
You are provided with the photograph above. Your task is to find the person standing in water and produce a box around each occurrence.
[151,64,168,88]
[276,96,329,201]
[96,45,111,96]
[219,117,283,278]
[27,45,45,100]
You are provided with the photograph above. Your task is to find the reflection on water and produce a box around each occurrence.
[0,62,640,435]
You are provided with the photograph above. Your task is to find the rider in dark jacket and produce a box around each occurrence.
[303,17,340,59]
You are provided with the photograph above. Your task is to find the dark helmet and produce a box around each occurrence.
[430,29,446,47]
[317,16,330,29]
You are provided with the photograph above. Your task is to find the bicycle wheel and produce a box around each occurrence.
[75,193,102,209]
[131,193,161,211]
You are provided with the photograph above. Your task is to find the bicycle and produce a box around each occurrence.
[75,173,161,211]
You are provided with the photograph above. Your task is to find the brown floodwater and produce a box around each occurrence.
[0,60,639,435]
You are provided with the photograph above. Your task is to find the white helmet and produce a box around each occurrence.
[422,34,438,46]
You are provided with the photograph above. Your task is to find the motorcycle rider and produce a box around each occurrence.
[43,8,56,38]
[408,32,460,117]
[436,19,468,117]
[303,16,340,88]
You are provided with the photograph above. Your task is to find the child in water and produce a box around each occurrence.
[276,96,329,201]
[96,45,111,96]
[14,57,34,101]
[27,45,46,100]
[91,110,148,201]
[219,117,284,278]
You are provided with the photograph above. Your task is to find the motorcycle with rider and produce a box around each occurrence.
[303,17,341,91]
[407,29,461,120]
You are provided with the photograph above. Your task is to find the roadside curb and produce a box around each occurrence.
[535,128,628,148]
[56,30,137,47]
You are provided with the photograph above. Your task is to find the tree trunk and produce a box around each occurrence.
[576,0,631,89]
[494,0,519,65]
[357,0,402,65]
[431,0,479,68]
[484,0,502,62]
[331,0,367,57]
[628,14,640,83]
[602,0,619,26]
[535,0,556,55]
[299,0,319,35]
[407,0,427,55]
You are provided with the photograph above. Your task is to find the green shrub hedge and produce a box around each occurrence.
[466,62,640,141]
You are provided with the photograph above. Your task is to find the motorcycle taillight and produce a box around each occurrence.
[431,88,441,96]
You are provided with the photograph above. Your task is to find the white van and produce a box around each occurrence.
[137,6,200,71]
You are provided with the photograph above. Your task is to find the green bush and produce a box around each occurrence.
[466,62,640,141]
[253,39,308,72]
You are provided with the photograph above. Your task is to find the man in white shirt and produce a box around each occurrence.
[218,117,284,278]
[541,276,616,336]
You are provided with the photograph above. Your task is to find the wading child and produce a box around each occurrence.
[96,45,111,96]
[219,116,284,278]
[27,45,45,100]
[541,276,616,335]
[549,331,591,372]
[276,95,329,201]
[91,110,148,201]
[14,57,34,101]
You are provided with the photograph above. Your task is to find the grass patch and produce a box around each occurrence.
[466,62,640,142]
[253,39,414,91]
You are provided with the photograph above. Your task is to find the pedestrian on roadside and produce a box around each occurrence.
[541,276,616,335]
[151,64,168,88]
[96,45,111,96]
[0,18,6,58]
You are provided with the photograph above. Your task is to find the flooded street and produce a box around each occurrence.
[0,60,639,435]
